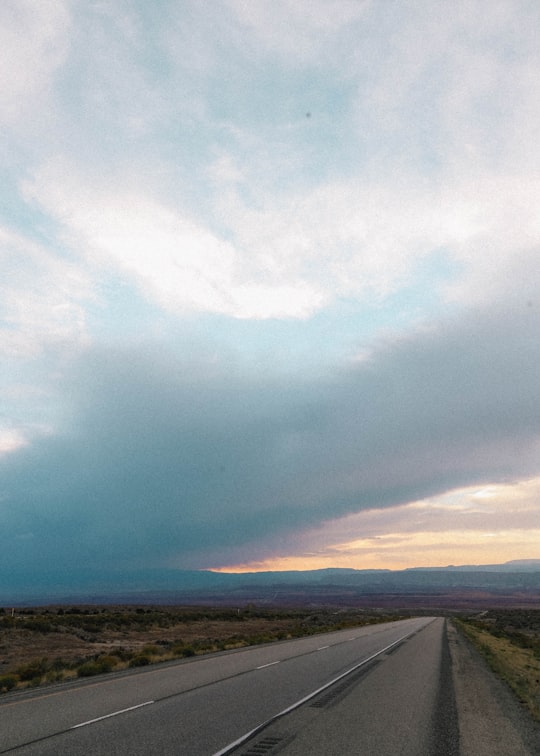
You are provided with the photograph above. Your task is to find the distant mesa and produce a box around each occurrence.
[2,561,540,608]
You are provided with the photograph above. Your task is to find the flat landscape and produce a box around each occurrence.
[0,605,399,692]
[1,602,539,728]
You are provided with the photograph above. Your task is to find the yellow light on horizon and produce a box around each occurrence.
[210,528,540,573]
[209,477,540,574]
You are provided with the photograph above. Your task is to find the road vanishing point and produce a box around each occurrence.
[1,617,538,755]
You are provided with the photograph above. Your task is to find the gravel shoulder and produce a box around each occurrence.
[448,620,540,756]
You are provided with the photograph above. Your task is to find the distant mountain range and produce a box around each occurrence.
[2,560,539,608]
[405,559,540,572]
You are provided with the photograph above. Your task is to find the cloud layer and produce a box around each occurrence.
[2,290,539,572]
[1,1,539,579]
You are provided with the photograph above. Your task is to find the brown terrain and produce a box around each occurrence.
[1,603,539,726]
[0,605,397,691]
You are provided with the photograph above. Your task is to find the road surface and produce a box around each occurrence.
[0,617,537,754]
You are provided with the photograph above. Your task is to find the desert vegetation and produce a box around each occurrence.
[456,609,540,722]
[0,605,399,693]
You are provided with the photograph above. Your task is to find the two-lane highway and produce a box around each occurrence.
[1,617,435,754]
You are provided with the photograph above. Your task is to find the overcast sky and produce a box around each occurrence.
[1,0,539,584]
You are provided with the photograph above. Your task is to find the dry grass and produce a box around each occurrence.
[0,605,391,693]
[456,619,540,722]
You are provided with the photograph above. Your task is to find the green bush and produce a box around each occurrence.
[16,658,49,682]
[45,669,65,683]
[107,646,132,662]
[77,661,104,677]
[21,619,53,633]
[128,654,150,667]
[141,644,162,656]
[77,655,119,677]
[0,674,18,692]
[96,655,120,671]
[172,644,195,658]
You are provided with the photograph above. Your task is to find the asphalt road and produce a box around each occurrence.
[233,615,458,756]
[1,616,432,755]
[3,615,537,755]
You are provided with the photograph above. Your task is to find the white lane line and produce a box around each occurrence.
[71,701,154,729]
[256,661,280,669]
[317,645,329,650]
[212,627,420,756]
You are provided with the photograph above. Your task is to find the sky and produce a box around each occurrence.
[1,0,540,587]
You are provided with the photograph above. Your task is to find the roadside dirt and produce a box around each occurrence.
[0,618,298,673]
[448,621,540,755]
[0,606,375,680]
[0,619,288,670]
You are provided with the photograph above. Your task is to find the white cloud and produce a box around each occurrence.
[0,0,72,126]
[216,171,540,312]
[23,160,326,320]
[0,428,28,456]
[22,152,540,324]
[8,1,539,323]
[0,226,92,358]
[227,0,370,63]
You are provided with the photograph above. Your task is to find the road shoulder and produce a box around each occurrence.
[448,620,540,756]
[234,617,453,756]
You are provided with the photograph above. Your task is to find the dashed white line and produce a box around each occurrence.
[71,701,154,729]
[256,661,281,669]
[317,645,329,650]
[213,627,419,756]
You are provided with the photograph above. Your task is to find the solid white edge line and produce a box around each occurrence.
[256,661,281,669]
[71,700,154,729]
[212,626,422,756]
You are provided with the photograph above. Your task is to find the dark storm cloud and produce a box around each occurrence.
[1,299,539,573]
